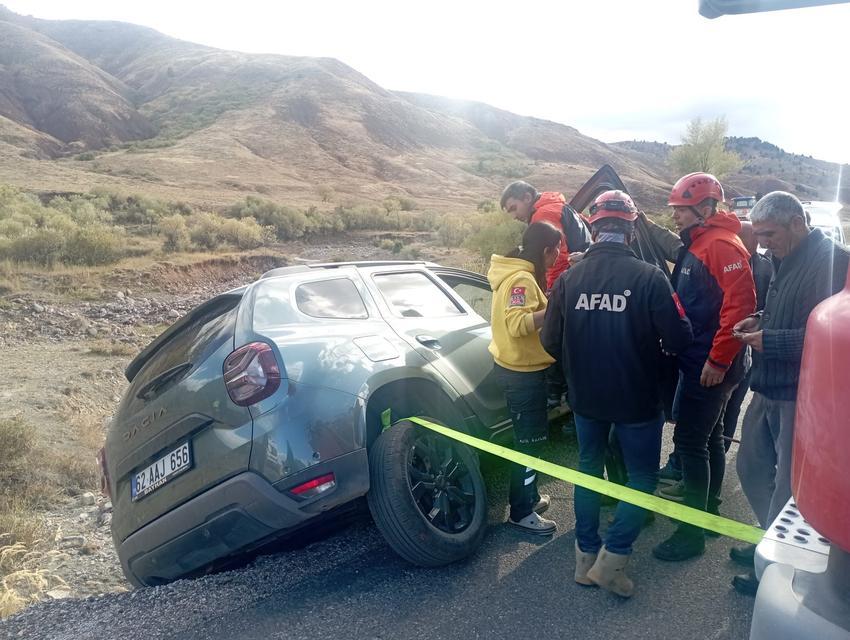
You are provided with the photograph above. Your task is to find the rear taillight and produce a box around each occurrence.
[98,447,111,499]
[223,342,281,406]
[290,473,336,498]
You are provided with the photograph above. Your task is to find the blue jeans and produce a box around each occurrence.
[494,364,548,521]
[574,411,663,555]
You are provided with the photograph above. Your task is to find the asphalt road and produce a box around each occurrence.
[3,421,757,640]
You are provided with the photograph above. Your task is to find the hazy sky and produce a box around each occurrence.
[5,0,850,164]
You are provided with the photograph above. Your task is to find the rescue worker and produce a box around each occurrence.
[731,191,850,595]
[541,191,693,597]
[651,173,756,562]
[487,222,562,535]
[500,181,571,290]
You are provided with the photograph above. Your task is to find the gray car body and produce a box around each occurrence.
[105,261,510,586]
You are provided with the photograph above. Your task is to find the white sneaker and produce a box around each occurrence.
[509,511,557,536]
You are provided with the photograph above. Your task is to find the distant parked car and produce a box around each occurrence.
[100,166,669,587]
[802,200,846,245]
[732,195,757,220]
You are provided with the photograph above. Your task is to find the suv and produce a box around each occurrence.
[801,200,846,245]
[102,165,669,587]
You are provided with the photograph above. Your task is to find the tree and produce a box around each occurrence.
[670,116,743,180]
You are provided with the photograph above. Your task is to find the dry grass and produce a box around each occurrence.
[0,417,66,618]
[87,340,136,357]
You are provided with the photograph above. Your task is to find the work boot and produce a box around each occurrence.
[729,543,756,567]
[508,511,557,536]
[658,458,682,485]
[533,494,551,515]
[732,570,759,596]
[574,541,598,587]
[655,480,686,502]
[586,547,634,598]
[652,528,705,562]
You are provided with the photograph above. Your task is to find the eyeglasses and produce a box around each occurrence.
[590,200,634,215]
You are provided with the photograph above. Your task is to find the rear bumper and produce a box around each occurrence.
[117,447,369,586]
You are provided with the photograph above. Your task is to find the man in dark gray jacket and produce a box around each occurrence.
[731,191,850,595]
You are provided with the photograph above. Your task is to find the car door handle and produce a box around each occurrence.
[416,335,442,350]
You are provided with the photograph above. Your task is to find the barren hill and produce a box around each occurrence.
[0,5,845,213]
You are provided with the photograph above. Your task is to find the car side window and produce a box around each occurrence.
[437,275,493,322]
[373,272,463,318]
[295,278,369,319]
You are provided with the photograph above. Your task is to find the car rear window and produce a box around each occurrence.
[295,278,368,319]
[131,297,239,394]
[373,272,463,318]
[252,277,368,329]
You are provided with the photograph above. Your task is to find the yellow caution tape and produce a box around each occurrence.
[404,416,764,544]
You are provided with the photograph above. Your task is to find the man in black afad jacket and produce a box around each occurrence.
[730,191,850,595]
[541,191,693,598]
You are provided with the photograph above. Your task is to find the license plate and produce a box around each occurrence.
[131,441,192,501]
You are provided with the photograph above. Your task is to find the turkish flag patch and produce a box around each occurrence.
[672,292,686,318]
[511,286,526,295]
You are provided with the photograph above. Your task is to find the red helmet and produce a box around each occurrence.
[668,172,724,207]
[588,190,638,224]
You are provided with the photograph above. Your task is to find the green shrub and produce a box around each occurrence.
[398,197,418,211]
[437,215,471,248]
[219,217,265,249]
[226,197,307,240]
[63,225,125,266]
[188,213,223,250]
[159,214,190,252]
[304,209,345,236]
[4,230,66,267]
[378,239,395,251]
[464,213,524,260]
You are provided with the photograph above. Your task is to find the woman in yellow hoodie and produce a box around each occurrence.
[488,221,562,534]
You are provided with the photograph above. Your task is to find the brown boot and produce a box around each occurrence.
[586,547,634,598]
[574,541,598,586]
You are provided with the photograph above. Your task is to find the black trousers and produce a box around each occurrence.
[672,374,734,532]
[495,364,548,521]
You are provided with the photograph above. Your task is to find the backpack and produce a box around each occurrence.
[560,203,593,253]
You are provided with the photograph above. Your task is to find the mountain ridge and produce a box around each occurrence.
[0,5,845,212]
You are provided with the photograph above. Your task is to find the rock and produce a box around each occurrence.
[32,303,45,313]
[46,588,73,600]
[100,501,113,513]
[80,492,97,506]
[125,289,132,297]
[60,535,86,549]
[0,532,15,546]
[115,291,125,300]
[87,326,99,337]
[168,309,181,318]
[77,512,91,523]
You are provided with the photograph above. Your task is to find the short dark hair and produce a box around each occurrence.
[500,181,538,210]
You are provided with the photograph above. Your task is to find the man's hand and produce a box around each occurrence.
[733,316,760,335]
[700,361,726,387]
[568,251,585,266]
[736,329,763,352]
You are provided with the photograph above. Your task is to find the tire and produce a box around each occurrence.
[367,418,488,567]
